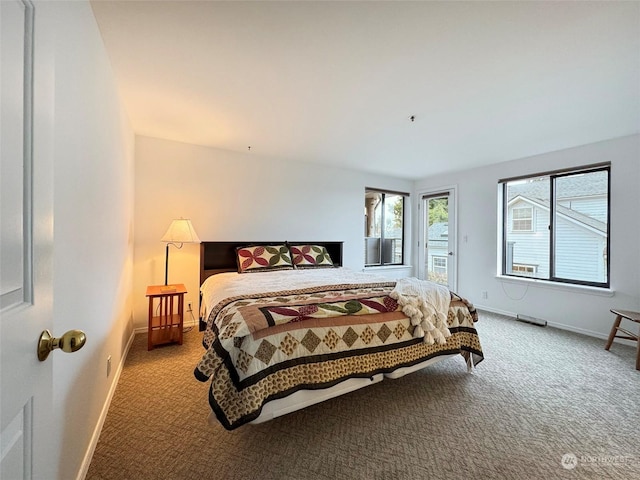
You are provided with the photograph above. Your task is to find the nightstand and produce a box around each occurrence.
[145,284,187,350]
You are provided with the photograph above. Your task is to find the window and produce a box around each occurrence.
[432,256,447,274]
[512,207,533,231]
[364,188,407,266]
[512,264,536,276]
[500,163,610,288]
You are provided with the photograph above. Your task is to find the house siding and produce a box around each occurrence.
[507,198,607,282]
[508,200,550,278]
[557,195,607,222]
[427,240,448,272]
[554,221,606,282]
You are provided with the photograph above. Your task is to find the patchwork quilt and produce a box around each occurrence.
[195,272,483,430]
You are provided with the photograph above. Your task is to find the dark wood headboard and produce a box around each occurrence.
[199,241,344,286]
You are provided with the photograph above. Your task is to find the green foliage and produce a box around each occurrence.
[428,199,448,226]
[392,197,403,229]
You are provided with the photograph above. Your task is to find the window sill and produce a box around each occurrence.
[496,275,614,297]
[365,265,412,271]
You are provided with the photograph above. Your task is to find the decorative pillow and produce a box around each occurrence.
[236,245,294,273]
[289,244,334,268]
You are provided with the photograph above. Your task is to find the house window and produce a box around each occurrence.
[432,256,447,274]
[512,264,536,276]
[500,163,610,288]
[512,207,533,232]
[364,188,407,266]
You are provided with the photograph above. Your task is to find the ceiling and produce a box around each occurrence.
[91,1,640,179]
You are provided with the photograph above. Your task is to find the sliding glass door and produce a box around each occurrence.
[418,189,456,291]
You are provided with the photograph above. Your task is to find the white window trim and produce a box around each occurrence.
[496,274,614,297]
[498,164,610,289]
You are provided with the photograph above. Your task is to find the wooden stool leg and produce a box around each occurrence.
[636,326,640,371]
[605,315,622,350]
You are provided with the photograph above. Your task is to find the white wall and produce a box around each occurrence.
[46,2,135,479]
[414,135,640,338]
[133,136,412,329]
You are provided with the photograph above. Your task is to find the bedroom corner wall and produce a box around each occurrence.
[47,2,135,479]
[133,135,412,330]
[413,135,640,339]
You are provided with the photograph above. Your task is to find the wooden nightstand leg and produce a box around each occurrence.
[179,294,184,345]
[148,297,154,351]
[605,314,622,351]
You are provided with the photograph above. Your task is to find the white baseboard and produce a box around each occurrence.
[475,305,517,317]
[76,329,137,480]
[545,320,606,339]
[545,319,636,347]
[477,306,636,347]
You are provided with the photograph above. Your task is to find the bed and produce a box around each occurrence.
[194,241,483,430]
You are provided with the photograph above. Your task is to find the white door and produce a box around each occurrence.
[418,188,457,291]
[1,1,55,477]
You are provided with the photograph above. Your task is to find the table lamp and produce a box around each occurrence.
[161,218,200,285]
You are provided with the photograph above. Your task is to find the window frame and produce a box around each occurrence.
[364,188,408,267]
[500,163,610,288]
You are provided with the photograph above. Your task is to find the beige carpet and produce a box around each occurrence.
[86,312,639,480]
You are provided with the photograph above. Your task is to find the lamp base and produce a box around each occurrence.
[160,285,177,293]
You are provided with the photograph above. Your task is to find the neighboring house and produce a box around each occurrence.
[426,222,449,283]
[505,175,608,282]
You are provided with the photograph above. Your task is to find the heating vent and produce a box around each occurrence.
[516,314,547,327]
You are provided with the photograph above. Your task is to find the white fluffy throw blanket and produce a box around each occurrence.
[390,278,451,345]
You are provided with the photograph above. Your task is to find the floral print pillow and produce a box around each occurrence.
[236,245,294,273]
[289,245,334,268]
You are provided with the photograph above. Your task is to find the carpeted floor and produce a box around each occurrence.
[86,311,639,480]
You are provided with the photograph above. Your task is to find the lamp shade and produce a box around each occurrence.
[161,218,200,244]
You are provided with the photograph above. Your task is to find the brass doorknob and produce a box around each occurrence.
[37,329,86,361]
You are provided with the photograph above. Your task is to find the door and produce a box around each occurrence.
[418,188,457,291]
[1,1,55,477]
